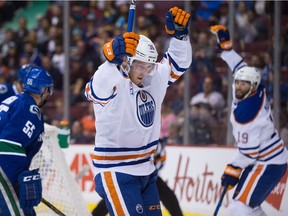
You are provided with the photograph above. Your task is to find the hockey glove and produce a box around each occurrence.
[103,32,140,65]
[165,7,190,40]
[210,25,232,51]
[18,169,42,210]
[221,164,242,190]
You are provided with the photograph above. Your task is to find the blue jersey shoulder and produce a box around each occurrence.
[0,83,17,103]
[233,85,265,124]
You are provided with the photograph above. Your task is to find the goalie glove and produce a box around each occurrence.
[103,32,140,65]
[18,169,42,210]
[165,6,190,40]
[221,164,242,190]
[210,25,232,51]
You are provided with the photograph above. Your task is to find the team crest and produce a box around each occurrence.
[136,90,155,127]
[30,105,41,120]
[136,204,143,214]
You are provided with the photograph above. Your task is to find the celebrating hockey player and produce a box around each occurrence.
[85,6,191,216]
[211,25,288,216]
[0,66,54,215]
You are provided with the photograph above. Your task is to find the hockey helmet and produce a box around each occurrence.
[128,35,158,65]
[18,64,33,82]
[23,66,54,95]
[234,66,261,88]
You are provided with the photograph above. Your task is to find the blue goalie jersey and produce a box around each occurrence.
[0,93,44,184]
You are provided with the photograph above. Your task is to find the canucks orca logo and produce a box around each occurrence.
[0,84,8,94]
[30,105,41,120]
[136,90,155,127]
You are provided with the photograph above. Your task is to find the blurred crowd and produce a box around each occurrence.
[0,1,288,146]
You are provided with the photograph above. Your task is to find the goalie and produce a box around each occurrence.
[211,25,288,216]
[85,6,191,216]
[0,66,54,216]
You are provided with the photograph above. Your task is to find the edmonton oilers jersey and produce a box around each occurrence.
[0,93,44,184]
[221,49,288,169]
[85,37,192,176]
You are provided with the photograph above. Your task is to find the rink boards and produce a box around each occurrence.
[64,145,288,216]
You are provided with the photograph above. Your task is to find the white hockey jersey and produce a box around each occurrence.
[221,50,288,169]
[85,37,192,176]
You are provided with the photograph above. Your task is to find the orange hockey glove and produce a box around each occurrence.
[221,164,242,190]
[165,6,190,40]
[210,25,232,51]
[103,32,140,65]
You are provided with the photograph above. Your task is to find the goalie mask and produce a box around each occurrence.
[123,35,158,74]
[233,66,261,100]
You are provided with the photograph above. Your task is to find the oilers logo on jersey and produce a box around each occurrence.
[136,90,155,127]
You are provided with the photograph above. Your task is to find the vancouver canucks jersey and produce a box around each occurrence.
[85,37,192,176]
[0,93,44,184]
[0,83,18,103]
[221,50,288,168]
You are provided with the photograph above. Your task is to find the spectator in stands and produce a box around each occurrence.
[35,16,50,45]
[170,79,185,116]
[70,120,90,144]
[190,75,225,116]
[235,2,257,43]
[80,103,96,143]
[51,40,65,74]
[46,3,63,27]
[16,17,28,43]
[260,52,273,101]
[41,55,62,90]
[1,29,17,58]
[20,41,42,66]
[160,102,176,144]
[213,2,229,25]
[189,102,219,145]
[143,2,161,27]
[195,1,222,21]
[1,41,19,81]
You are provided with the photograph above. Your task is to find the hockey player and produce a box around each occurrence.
[210,25,288,216]
[85,6,191,216]
[0,66,54,216]
[0,64,32,103]
[91,140,183,216]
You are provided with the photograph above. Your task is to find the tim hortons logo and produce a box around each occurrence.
[265,169,288,210]
[165,154,229,206]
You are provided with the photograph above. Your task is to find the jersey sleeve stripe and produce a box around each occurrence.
[166,53,188,72]
[94,140,158,152]
[92,149,156,161]
[85,80,116,105]
[0,140,26,155]
[93,157,151,168]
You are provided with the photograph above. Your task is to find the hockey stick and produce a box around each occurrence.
[213,185,228,216]
[75,165,90,181]
[127,0,136,32]
[41,198,66,216]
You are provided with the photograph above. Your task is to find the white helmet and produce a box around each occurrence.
[234,66,261,88]
[234,66,261,100]
[128,35,158,65]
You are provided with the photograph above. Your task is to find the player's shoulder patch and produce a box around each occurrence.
[233,88,265,124]
[29,105,41,120]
